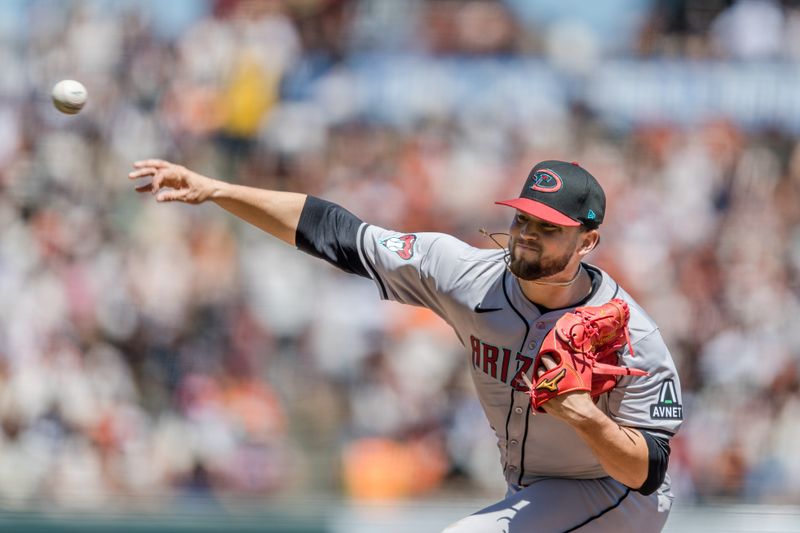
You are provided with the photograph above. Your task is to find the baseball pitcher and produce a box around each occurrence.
[128,159,683,532]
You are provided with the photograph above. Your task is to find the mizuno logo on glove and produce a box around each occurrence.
[535,368,566,392]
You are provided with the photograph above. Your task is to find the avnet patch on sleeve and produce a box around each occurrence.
[649,379,683,420]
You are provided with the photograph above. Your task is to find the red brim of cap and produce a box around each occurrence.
[495,198,581,227]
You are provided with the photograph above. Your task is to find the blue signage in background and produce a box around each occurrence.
[289,55,800,133]
[587,61,800,131]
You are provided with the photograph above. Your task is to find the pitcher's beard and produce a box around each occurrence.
[508,245,573,281]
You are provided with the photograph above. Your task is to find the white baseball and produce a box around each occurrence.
[51,79,88,115]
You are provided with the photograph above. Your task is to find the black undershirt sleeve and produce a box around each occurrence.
[636,431,671,495]
[295,196,369,278]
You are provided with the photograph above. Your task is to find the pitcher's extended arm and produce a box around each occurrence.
[129,159,306,246]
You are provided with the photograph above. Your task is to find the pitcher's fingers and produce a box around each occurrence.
[156,190,185,203]
[133,159,170,169]
[150,169,168,194]
[536,354,558,377]
[128,168,156,179]
[134,182,153,193]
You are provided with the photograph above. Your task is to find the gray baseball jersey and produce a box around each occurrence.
[356,225,683,531]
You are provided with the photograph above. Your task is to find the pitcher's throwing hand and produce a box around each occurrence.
[129,159,218,204]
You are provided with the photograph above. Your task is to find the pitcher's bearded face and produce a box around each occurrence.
[507,212,580,281]
[508,238,574,280]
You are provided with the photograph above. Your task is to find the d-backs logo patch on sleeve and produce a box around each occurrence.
[380,234,417,260]
[650,379,683,420]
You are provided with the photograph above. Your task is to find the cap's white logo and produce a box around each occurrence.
[650,379,682,420]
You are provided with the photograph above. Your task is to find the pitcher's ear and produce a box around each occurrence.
[578,229,600,256]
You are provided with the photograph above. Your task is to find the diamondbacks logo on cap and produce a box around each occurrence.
[650,380,682,420]
[380,234,416,260]
[530,169,563,192]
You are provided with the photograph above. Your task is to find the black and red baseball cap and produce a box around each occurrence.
[495,160,605,228]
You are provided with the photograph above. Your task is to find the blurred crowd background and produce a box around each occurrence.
[1,0,800,516]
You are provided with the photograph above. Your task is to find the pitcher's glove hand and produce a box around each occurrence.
[521,298,649,413]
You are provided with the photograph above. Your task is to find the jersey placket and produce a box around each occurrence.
[505,316,557,485]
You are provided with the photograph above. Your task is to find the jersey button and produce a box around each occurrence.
[510,439,518,446]
[508,465,517,472]
[528,341,536,349]
[514,406,524,414]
